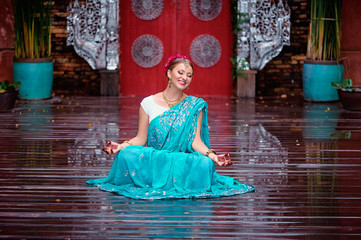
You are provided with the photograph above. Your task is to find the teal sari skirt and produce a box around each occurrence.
[86,145,255,200]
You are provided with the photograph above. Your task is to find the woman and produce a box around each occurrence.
[87,54,255,199]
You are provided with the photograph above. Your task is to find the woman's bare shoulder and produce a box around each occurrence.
[153,92,162,99]
[152,92,168,107]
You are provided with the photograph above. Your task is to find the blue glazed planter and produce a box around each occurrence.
[13,58,53,100]
[303,60,343,102]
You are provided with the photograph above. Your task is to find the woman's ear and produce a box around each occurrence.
[167,69,171,79]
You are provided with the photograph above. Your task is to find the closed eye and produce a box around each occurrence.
[178,70,192,78]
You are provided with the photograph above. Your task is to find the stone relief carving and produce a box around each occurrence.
[67,0,119,70]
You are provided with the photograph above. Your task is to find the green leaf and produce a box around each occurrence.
[331,82,341,89]
[330,131,352,139]
[331,78,353,90]
[0,81,10,90]
[342,78,353,88]
[0,80,21,91]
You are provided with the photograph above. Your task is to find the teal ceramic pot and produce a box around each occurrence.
[303,59,343,102]
[13,58,53,100]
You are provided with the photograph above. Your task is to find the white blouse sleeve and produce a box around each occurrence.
[140,95,168,123]
[140,96,152,117]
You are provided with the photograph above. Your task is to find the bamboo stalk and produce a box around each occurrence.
[13,0,52,59]
[306,0,343,61]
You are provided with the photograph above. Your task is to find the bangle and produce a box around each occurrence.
[123,140,133,146]
[205,149,216,157]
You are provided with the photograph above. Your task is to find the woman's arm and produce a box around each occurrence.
[128,106,149,146]
[191,111,210,155]
[103,106,149,154]
[191,110,232,167]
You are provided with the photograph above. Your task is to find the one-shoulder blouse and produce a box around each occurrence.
[140,95,168,123]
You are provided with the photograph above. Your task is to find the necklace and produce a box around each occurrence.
[162,91,183,108]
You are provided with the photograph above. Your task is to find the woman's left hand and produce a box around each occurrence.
[102,140,124,155]
[209,152,233,167]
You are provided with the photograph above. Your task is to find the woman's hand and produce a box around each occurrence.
[208,152,233,167]
[102,140,129,155]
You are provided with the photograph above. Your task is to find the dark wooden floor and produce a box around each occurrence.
[1,95,361,239]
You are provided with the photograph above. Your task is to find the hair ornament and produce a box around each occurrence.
[163,54,190,74]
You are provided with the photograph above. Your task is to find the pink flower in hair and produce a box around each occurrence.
[167,56,176,62]
[163,54,191,75]
[163,62,170,74]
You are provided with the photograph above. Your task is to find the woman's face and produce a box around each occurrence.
[167,62,193,91]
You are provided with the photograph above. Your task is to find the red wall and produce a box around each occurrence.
[341,0,361,86]
[0,0,14,84]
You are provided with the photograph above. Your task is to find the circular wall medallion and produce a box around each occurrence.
[132,35,163,68]
[190,0,222,21]
[131,0,164,21]
[190,35,221,68]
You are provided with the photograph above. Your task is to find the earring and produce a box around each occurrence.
[187,86,189,94]
[168,79,171,88]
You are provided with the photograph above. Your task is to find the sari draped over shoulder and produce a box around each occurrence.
[86,96,254,199]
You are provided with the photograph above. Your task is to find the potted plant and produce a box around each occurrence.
[331,78,361,110]
[0,80,20,110]
[12,0,53,100]
[303,0,343,102]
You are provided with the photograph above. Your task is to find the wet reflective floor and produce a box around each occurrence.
[1,96,361,239]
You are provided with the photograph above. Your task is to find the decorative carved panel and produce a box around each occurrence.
[236,0,291,70]
[131,0,164,21]
[190,35,221,68]
[190,0,222,21]
[131,35,164,68]
[67,0,119,70]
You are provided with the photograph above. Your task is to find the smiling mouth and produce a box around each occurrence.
[178,80,186,86]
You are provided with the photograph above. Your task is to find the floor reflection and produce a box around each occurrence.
[304,141,339,227]
[108,197,217,238]
[335,110,361,236]
[302,102,341,236]
[234,98,289,188]
[68,122,120,165]
[66,97,125,166]
[303,102,341,139]
[16,101,54,167]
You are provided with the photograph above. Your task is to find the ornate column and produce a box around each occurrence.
[67,0,119,96]
[248,0,291,70]
[236,0,291,98]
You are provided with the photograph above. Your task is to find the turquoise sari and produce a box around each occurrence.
[86,96,254,199]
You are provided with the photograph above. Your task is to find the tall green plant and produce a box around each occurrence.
[306,0,343,61]
[12,0,52,59]
[230,0,248,82]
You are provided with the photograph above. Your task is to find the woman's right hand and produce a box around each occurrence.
[102,140,128,155]
[209,152,233,167]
